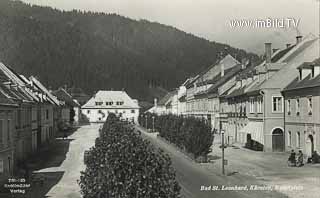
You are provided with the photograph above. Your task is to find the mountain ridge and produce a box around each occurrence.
[0,0,260,101]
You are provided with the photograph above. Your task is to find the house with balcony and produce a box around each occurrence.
[282,58,320,158]
[82,91,140,123]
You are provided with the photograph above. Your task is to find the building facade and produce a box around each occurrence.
[283,58,320,158]
[0,93,18,184]
[82,91,140,123]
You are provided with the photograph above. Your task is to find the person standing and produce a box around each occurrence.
[296,150,304,167]
[288,150,296,167]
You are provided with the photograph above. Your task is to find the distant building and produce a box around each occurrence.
[52,88,81,124]
[147,90,177,115]
[81,91,140,123]
[185,54,240,129]
[282,58,320,158]
[67,87,90,106]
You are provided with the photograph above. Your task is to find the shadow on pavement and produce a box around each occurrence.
[56,126,80,139]
[28,138,74,171]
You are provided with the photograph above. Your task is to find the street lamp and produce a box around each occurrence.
[140,115,143,126]
[145,114,148,130]
[221,129,225,175]
[152,116,155,132]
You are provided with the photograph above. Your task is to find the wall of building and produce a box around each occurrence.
[0,107,16,183]
[284,89,320,156]
[82,108,139,124]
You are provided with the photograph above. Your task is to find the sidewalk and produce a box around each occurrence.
[203,136,320,198]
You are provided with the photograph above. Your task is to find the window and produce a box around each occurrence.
[311,67,315,78]
[308,97,312,115]
[288,131,292,147]
[131,110,135,114]
[249,98,255,113]
[7,120,10,142]
[0,120,2,143]
[106,101,114,106]
[87,110,90,114]
[46,109,49,120]
[257,97,263,113]
[299,69,302,80]
[296,98,300,115]
[287,100,291,115]
[272,96,283,112]
[296,132,301,148]
[116,101,124,105]
[0,159,3,173]
[95,102,103,106]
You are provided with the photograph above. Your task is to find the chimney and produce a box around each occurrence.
[272,48,279,54]
[286,44,291,49]
[265,43,272,63]
[221,63,225,77]
[296,35,302,44]
[154,98,158,107]
[241,58,247,69]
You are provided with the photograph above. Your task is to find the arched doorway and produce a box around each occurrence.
[306,135,314,157]
[272,128,284,152]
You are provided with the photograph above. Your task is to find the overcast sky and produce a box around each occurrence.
[21,0,319,53]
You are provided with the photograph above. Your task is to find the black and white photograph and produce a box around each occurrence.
[0,0,319,197]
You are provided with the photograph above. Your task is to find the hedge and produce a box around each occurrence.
[78,113,181,198]
[139,113,214,159]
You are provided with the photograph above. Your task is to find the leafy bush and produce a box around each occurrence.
[78,113,181,198]
[140,113,213,159]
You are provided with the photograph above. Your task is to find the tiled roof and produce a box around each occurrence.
[52,88,80,107]
[284,74,320,91]
[29,76,60,105]
[0,85,18,106]
[187,54,240,88]
[271,45,296,63]
[82,90,140,109]
[284,59,320,91]
[207,64,242,94]
[158,90,177,106]
[246,34,319,93]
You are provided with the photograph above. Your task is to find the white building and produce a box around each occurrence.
[81,91,140,123]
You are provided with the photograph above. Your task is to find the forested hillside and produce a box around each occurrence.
[0,0,260,101]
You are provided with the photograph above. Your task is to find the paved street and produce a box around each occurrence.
[205,134,320,198]
[33,124,101,198]
[136,126,287,198]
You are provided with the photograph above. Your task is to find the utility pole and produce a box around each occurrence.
[152,116,155,132]
[221,129,225,175]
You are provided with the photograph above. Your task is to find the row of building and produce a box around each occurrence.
[0,62,81,183]
[148,34,320,157]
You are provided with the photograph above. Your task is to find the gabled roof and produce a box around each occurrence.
[247,34,319,93]
[0,84,19,107]
[29,76,60,105]
[206,64,243,94]
[0,62,35,103]
[187,54,240,88]
[158,90,177,106]
[52,88,80,107]
[82,90,140,109]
